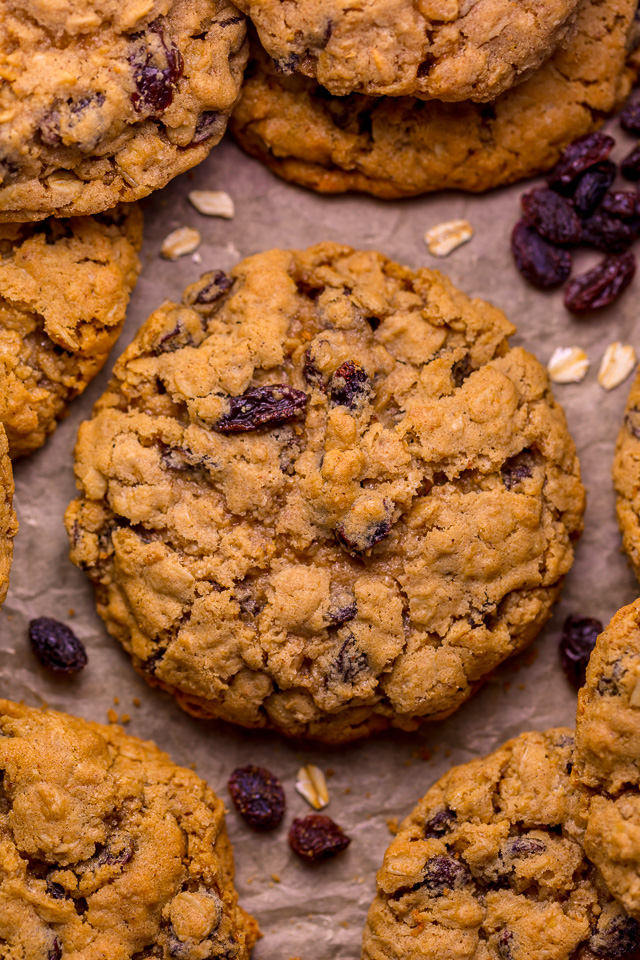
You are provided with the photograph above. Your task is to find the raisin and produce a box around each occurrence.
[496,929,515,960]
[502,836,546,858]
[597,659,625,697]
[130,25,183,114]
[228,766,285,830]
[190,270,233,306]
[29,618,88,674]
[303,347,325,388]
[621,97,640,134]
[622,144,640,181]
[332,634,368,683]
[288,814,350,861]
[326,601,357,626]
[501,450,534,490]
[626,407,640,439]
[451,354,472,387]
[573,161,616,217]
[559,614,603,689]
[564,252,636,312]
[424,808,457,839]
[46,880,66,900]
[548,132,615,189]
[580,211,635,252]
[601,190,640,221]
[421,856,470,895]
[335,506,393,555]
[511,221,572,289]
[329,360,372,409]
[190,111,224,145]
[521,187,582,244]
[273,53,301,75]
[214,385,308,433]
[48,941,62,960]
[590,914,640,958]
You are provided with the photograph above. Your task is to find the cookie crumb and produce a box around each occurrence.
[386,817,399,835]
[68,608,75,617]
[113,697,119,705]
[188,189,235,218]
[120,713,130,724]
[425,219,473,257]
[107,708,118,723]
[132,697,141,707]
[271,873,281,883]
[161,227,201,260]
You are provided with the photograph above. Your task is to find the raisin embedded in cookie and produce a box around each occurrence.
[234,0,580,101]
[362,729,640,960]
[0,699,258,958]
[0,205,142,457]
[230,0,639,199]
[613,372,640,585]
[573,599,640,923]
[0,425,18,609]
[0,0,247,221]
[64,242,585,743]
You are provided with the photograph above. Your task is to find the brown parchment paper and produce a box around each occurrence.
[2,119,640,960]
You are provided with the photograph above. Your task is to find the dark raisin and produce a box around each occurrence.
[621,97,640,134]
[288,814,350,861]
[559,614,603,689]
[421,856,470,895]
[573,161,617,217]
[424,808,457,839]
[332,634,368,683]
[598,659,625,697]
[580,211,635,252]
[48,940,62,960]
[451,355,472,387]
[303,347,326,388]
[496,929,515,960]
[273,54,301,75]
[326,602,357,626]
[511,221,572,289]
[190,111,224,145]
[130,25,184,114]
[46,879,66,899]
[191,271,233,305]
[521,187,582,244]
[501,450,534,490]
[214,385,308,433]
[548,133,615,189]
[564,252,636,312]
[335,501,393,555]
[622,144,640,181]
[29,618,88,674]
[626,407,640,439]
[502,836,546,858]
[601,190,640,221]
[228,765,285,830]
[590,914,640,958]
[329,360,372,409]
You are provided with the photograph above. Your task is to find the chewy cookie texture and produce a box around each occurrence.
[65,243,585,743]
[363,599,640,960]
[230,0,640,199]
[234,0,580,101]
[0,425,17,610]
[0,0,247,221]
[0,699,257,960]
[0,205,142,458]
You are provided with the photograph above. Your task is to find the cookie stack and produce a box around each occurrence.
[230,0,640,197]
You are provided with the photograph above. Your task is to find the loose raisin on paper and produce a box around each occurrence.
[564,252,636,312]
[548,133,615,189]
[560,615,603,690]
[228,766,285,830]
[511,221,571,289]
[581,211,635,253]
[215,385,308,432]
[573,162,616,218]
[601,191,640,221]
[621,97,640,135]
[29,618,88,674]
[621,144,640,181]
[521,187,581,244]
[288,814,351,861]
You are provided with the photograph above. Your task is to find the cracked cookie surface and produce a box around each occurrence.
[362,728,640,960]
[233,0,580,101]
[230,0,639,199]
[0,205,143,457]
[0,698,258,960]
[0,425,17,610]
[64,242,584,743]
[0,0,247,221]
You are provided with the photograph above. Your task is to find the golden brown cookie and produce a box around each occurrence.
[0,425,17,608]
[234,0,580,101]
[230,0,639,199]
[613,372,640,585]
[0,0,247,221]
[362,729,640,960]
[574,599,640,924]
[0,205,142,457]
[64,243,585,743]
[0,698,258,959]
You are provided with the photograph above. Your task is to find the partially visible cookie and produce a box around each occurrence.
[230,0,640,199]
[574,599,640,922]
[0,0,247,221]
[613,372,640,585]
[65,242,584,743]
[0,698,258,959]
[0,205,142,457]
[362,728,640,960]
[234,0,580,101]
[0,425,18,607]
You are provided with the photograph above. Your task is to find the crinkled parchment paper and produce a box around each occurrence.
[2,119,640,960]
